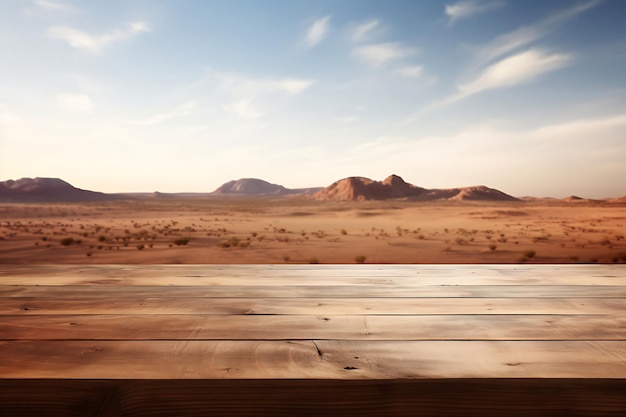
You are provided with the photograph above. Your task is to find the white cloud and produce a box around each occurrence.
[47,21,151,53]
[395,65,424,78]
[34,0,74,12]
[56,93,95,114]
[306,16,331,47]
[189,70,314,120]
[345,113,626,198]
[222,98,263,119]
[353,43,415,66]
[215,72,313,96]
[126,102,196,126]
[352,19,380,42]
[433,49,572,107]
[445,1,502,25]
[476,0,601,65]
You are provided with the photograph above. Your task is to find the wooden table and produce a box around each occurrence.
[1,265,625,416]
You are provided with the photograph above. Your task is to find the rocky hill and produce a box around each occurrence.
[0,177,113,202]
[313,175,519,202]
[212,178,321,196]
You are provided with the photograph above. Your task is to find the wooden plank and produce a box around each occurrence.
[2,263,623,276]
[2,284,625,298]
[2,271,626,286]
[2,297,626,315]
[2,314,625,341]
[1,340,625,379]
[1,379,625,417]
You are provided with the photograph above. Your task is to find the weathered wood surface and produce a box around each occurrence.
[1,264,625,416]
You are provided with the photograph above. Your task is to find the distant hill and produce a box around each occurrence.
[212,178,322,196]
[313,175,519,202]
[0,177,115,202]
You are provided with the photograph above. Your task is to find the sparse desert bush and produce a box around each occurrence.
[309,257,319,264]
[523,249,536,258]
[219,237,241,248]
[489,244,497,251]
[60,237,75,246]
[136,244,145,250]
[98,235,107,242]
[174,237,190,246]
[355,255,367,264]
[341,229,347,235]
[283,255,291,262]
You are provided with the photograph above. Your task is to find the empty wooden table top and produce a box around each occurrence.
[0,264,625,416]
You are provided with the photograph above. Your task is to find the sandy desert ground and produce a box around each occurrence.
[0,198,624,264]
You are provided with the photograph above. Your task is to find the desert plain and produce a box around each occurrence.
[0,197,624,264]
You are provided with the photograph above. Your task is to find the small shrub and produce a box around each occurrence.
[60,237,75,246]
[309,257,319,264]
[283,255,291,262]
[136,244,145,250]
[523,250,536,258]
[355,255,367,264]
[174,237,190,246]
[98,235,107,242]
[489,244,497,251]
[341,229,347,235]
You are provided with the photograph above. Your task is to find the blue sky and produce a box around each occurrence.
[1,0,625,197]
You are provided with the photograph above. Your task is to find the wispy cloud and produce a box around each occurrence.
[306,16,331,47]
[476,0,601,65]
[34,0,74,12]
[352,19,380,42]
[445,1,502,25]
[217,74,314,96]
[126,102,196,126]
[395,65,424,78]
[56,93,95,114]
[434,49,573,107]
[222,98,264,119]
[48,21,151,53]
[438,49,572,106]
[353,43,415,66]
[190,70,314,119]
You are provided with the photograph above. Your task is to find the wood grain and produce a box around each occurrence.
[1,264,625,416]
[2,284,625,297]
[1,340,625,379]
[1,379,625,417]
[2,314,625,340]
[3,297,625,314]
